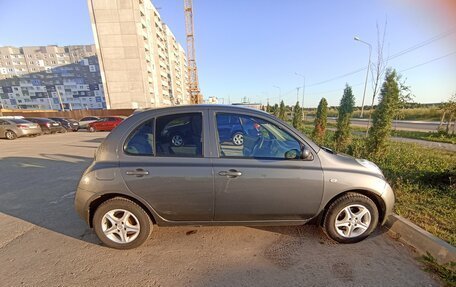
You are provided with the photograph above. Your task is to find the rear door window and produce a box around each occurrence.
[155,113,203,157]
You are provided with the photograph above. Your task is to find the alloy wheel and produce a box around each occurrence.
[171,134,183,146]
[101,209,141,244]
[334,204,371,238]
[232,133,244,146]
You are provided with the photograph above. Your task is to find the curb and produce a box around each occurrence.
[384,214,456,264]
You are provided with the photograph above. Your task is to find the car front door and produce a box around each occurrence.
[119,110,214,221]
[210,110,324,221]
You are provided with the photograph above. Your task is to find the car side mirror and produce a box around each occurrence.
[301,146,313,160]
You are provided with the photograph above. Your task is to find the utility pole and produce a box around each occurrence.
[295,72,305,120]
[354,36,372,118]
[295,87,301,103]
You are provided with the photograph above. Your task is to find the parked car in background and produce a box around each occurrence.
[88,116,125,132]
[0,118,42,140]
[24,117,62,134]
[79,116,100,129]
[75,105,394,249]
[49,117,79,132]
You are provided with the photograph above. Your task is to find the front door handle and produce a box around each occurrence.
[218,169,242,178]
[125,169,149,177]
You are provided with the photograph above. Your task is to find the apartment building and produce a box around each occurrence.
[0,45,106,110]
[87,0,190,109]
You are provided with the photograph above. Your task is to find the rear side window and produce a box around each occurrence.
[155,113,203,157]
[124,119,154,156]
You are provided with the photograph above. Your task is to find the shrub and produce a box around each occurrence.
[334,84,355,151]
[312,98,328,145]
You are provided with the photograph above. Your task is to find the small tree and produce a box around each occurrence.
[266,102,270,113]
[334,84,355,151]
[271,103,279,116]
[312,97,328,144]
[292,101,303,130]
[278,100,286,121]
[367,69,400,156]
[439,94,456,135]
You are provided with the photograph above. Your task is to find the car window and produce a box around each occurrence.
[10,119,30,124]
[216,113,302,160]
[124,119,154,156]
[155,113,203,157]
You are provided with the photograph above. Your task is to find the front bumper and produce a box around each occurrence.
[380,182,395,225]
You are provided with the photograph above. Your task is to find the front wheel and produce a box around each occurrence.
[323,193,379,243]
[93,197,152,249]
[89,126,96,132]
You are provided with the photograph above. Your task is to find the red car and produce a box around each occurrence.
[88,116,125,132]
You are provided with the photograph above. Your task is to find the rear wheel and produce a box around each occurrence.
[5,130,17,140]
[323,193,378,243]
[93,197,152,249]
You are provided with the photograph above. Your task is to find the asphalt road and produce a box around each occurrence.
[0,133,439,286]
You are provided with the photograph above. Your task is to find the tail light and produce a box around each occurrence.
[16,124,28,129]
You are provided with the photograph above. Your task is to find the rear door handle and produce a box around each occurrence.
[218,169,242,178]
[125,169,149,177]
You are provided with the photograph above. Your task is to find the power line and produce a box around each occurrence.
[307,27,456,88]
[399,50,456,72]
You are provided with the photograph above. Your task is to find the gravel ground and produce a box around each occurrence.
[0,132,440,286]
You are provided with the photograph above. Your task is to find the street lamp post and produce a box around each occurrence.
[354,36,372,118]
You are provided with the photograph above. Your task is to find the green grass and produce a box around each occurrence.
[391,130,456,144]
[299,126,456,245]
[419,252,456,287]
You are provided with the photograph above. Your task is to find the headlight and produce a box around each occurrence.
[356,159,384,176]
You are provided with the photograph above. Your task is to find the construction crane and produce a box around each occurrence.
[184,0,203,104]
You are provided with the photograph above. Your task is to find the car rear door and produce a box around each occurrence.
[208,109,324,221]
[118,109,214,221]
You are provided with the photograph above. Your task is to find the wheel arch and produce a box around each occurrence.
[316,189,386,226]
[88,193,157,228]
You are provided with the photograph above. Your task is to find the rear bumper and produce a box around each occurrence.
[17,127,42,137]
[74,185,96,224]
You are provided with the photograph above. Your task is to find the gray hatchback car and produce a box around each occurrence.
[75,105,394,249]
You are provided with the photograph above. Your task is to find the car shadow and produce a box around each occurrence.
[0,154,100,244]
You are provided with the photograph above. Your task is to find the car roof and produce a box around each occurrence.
[136,104,267,116]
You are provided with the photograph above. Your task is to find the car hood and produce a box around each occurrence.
[317,147,384,179]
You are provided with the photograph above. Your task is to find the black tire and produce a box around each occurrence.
[5,130,17,140]
[93,197,152,249]
[323,192,379,243]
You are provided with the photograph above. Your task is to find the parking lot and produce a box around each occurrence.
[0,132,439,286]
